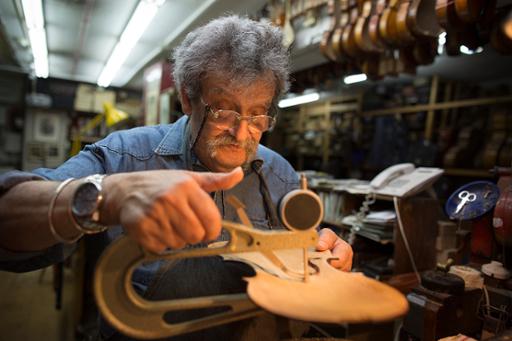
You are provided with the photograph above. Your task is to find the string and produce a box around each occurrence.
[393,196,421,284]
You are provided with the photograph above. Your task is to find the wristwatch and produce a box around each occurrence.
[71,174,108,233]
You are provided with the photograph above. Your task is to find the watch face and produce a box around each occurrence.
[72,182,100,218]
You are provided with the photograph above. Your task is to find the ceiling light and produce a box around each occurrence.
[343,73,367,84]
[460,45,483,55]
[21,0,48,78]
[438,32,446,55]
[278,93,320,108]
[97,0,166,87]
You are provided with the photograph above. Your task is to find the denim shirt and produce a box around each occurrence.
[0,115,299,280]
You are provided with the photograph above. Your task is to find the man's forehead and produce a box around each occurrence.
[202,72,275,95]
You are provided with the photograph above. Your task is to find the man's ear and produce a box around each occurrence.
[180,87,192,116]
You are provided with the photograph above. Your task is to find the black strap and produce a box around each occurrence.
[251,160,280,229]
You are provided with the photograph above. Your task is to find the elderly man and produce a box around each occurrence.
[0,15,352,340]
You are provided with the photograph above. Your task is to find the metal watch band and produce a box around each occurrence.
[72,174,108,234]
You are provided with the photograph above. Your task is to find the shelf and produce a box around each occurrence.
[323,220,346,228]
[330,103,359,113]
[443,168,494,178]
[360,95,512,117]
[298,152,323,157]
[322,220,393,245]
[356,230,393,245]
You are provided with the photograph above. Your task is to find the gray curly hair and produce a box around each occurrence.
[172,15,290,106]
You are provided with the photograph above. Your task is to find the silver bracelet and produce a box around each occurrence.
[48,178,84,244]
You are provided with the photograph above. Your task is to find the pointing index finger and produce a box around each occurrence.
[188,167,244,193]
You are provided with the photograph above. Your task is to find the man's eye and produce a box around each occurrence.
[250,109,267,116]
[216,110,234,118]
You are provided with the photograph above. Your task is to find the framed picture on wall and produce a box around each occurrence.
[33,112,60,143]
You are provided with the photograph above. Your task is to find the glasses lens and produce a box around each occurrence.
[212,110,237,127]
[210,109,275,132]
[251,116,273,132]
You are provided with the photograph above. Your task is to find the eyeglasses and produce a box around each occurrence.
[201,99,276,133]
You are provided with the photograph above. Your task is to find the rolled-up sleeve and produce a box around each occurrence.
[0,170,76,272]
[0,170,46,194]
[0,128,158,272]
[0,145,106,272]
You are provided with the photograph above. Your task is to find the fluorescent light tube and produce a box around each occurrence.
[460,45,483,55]
[278,93,320,108]
[29,29,49,78]
[438,32,446,55]
[343,73,367,84]
[97,0,166,87]
[21,0,48,78]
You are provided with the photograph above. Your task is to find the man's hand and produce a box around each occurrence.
[102,167,244,253]
[316,228,353,271]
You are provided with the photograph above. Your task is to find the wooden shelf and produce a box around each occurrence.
[443,168,494,178]
[360,95,512,117]
[322,220,393,245]
[298,151,323,157]
[356,230,393,245]
[323,220,345,228]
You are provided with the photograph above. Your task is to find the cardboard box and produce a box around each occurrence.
[74,84,95,112]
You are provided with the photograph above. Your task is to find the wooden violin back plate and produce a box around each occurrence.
[368,0,388,52]
[379,0,401,46]
[320,0,339,61]
[342,0,364,58]
[455,0,485,23]
[407,0,442,38]
[354,0,376,52]
[231,249,409,323]
[395,0,415,44]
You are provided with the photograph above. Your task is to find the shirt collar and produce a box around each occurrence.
[153,115,189,156]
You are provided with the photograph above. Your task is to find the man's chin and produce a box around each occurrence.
[211,154,246,172]
[213,155,258,172]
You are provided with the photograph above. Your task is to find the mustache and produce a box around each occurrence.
[206,135,258,152]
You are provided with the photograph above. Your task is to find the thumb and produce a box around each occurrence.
[189,167,244,193]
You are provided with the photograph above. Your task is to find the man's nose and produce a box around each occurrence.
[229,119,250,142]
